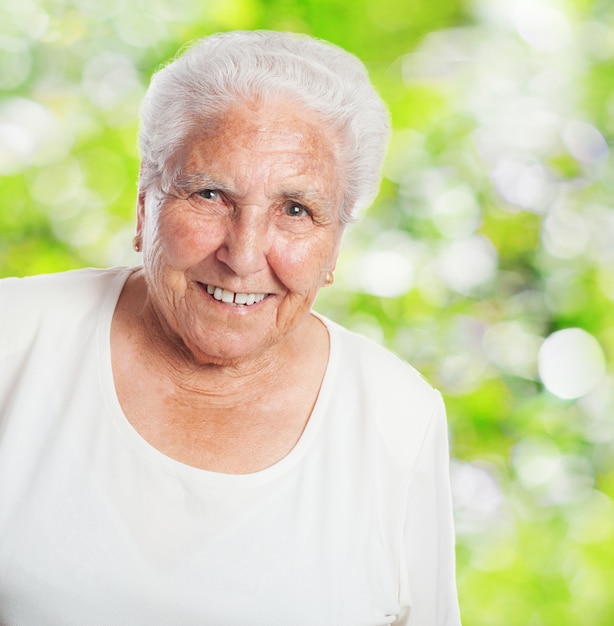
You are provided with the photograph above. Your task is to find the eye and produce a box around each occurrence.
[197,189,220,200]
[284,203,310,218]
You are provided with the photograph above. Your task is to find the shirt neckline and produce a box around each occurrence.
[97,266,338,486]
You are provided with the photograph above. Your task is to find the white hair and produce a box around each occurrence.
[139,30,391,223]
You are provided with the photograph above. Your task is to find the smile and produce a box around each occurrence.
[204,284,268,306]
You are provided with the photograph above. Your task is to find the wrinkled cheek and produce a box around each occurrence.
[141,236,188,324]
[153,218,192,264]
[272,251,330,330]
[278,243,334,293]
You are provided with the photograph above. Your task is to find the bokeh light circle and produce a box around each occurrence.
[538,328,606,400]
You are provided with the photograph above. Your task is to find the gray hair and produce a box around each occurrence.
[139,30,390,223]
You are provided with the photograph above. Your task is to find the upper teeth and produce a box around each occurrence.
[206,284,267,306]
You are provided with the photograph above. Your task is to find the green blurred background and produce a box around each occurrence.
[1,0,613,623]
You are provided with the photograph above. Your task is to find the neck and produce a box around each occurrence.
[112,270,330,472]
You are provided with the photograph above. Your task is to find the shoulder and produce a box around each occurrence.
[0,266,132,305]
[0,267,133,351]
[322,314,440,406]
[0,267,133,320]
[320,314,445,466]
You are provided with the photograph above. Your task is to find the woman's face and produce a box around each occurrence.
[138,101,346,367]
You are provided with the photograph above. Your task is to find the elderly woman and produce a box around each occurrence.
[0,31,460,625]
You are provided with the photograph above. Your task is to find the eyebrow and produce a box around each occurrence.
[170,173,235,195]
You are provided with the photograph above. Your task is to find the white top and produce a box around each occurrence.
[0,267,461,626]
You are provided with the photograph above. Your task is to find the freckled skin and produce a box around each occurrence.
[137,101,346,368]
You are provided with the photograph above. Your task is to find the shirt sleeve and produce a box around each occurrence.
[397,394,462,625]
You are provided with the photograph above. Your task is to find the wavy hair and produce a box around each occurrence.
[139,31,390,223]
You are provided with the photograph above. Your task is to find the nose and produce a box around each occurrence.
[215,207,271,277]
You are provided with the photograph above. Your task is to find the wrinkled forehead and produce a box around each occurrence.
[197,99,337,154]
[169,101,344,197]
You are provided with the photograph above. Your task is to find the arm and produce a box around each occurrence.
[397,395,462,625]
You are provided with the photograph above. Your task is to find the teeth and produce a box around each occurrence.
[205,284,267,306]
[221,289,234,303]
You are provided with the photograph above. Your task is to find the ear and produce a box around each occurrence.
[136,160,152,236]
[136,189,146,235]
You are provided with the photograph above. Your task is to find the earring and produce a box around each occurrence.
[324,270,334,287]
[132,235,142,253]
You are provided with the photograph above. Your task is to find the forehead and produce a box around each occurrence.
[175,101,341,197]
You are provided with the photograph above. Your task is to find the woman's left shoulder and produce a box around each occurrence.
[321,314,446,469]
[323,314,440,403]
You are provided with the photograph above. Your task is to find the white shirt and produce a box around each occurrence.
[0,267,461,625]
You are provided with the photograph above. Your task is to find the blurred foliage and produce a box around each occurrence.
[1,0,614,624]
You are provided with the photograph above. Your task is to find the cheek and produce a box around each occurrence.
[151,211,223,268]
[271,235,339,289]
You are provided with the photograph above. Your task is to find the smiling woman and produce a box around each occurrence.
[134,99,344,367]
[0,30,461,625]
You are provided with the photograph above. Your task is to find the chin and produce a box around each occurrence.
[183,333,274,369]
